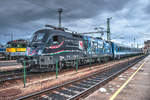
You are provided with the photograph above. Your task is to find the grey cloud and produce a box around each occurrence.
[144,1,150,14]
[0,0,130,28]
[0,0,144,45]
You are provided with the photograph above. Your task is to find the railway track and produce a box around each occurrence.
[0,72,31,83]
[0,67,30,83]
[0,55,141,84]
[0,72,22,82]
[16,55,146,100]
[0,60,20,67]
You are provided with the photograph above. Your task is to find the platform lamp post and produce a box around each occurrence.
[56,59,58,79]
[76,57,78,72]
[23,61,26,88]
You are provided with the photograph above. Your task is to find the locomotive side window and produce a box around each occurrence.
[52,35,64,45]
[52,36,59,44]
[117,47,119,52]
[53,36,58,42]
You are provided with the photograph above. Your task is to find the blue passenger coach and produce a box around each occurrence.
[111,42,142,59]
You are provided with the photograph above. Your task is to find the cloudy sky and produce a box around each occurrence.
[0,0,150,47]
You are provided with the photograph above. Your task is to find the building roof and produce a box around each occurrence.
[144,40,150,44]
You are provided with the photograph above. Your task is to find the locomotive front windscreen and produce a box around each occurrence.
[32,32,45,42]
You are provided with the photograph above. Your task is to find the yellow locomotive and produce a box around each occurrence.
[6,39,28,59]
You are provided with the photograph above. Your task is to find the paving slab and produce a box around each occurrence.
[84,55,150,100]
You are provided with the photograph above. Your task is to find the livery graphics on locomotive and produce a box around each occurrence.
[49,41,64,49]
[79,41,83,50]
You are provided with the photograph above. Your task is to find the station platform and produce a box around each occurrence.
[84,55,150,100]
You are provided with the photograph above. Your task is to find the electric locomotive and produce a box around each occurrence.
[23,25,113,72]
[6,39,28,59]
[0,44,6,59]
[22,25,143,72]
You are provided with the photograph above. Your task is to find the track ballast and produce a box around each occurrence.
[16,55,146,100]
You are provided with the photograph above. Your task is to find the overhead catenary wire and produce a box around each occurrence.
[109,0,148,38]
[107,0,148,48]
[26,0,147,47]
[26,0,106,35]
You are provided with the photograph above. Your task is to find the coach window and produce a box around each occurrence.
[118,47,119,52]
[119,47,121,51]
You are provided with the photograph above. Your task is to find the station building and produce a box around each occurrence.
[144,40,150,53]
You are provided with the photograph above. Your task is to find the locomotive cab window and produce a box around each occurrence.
[53,36,58,42]
[22,44,26,48]
[52,35,63,44]
[12,43,17,47]
[36,33,45,42]
[52,36,59,44]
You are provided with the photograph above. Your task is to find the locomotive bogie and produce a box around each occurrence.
[39,56,54,65]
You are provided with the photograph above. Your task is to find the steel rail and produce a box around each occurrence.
[16,55,146,100]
